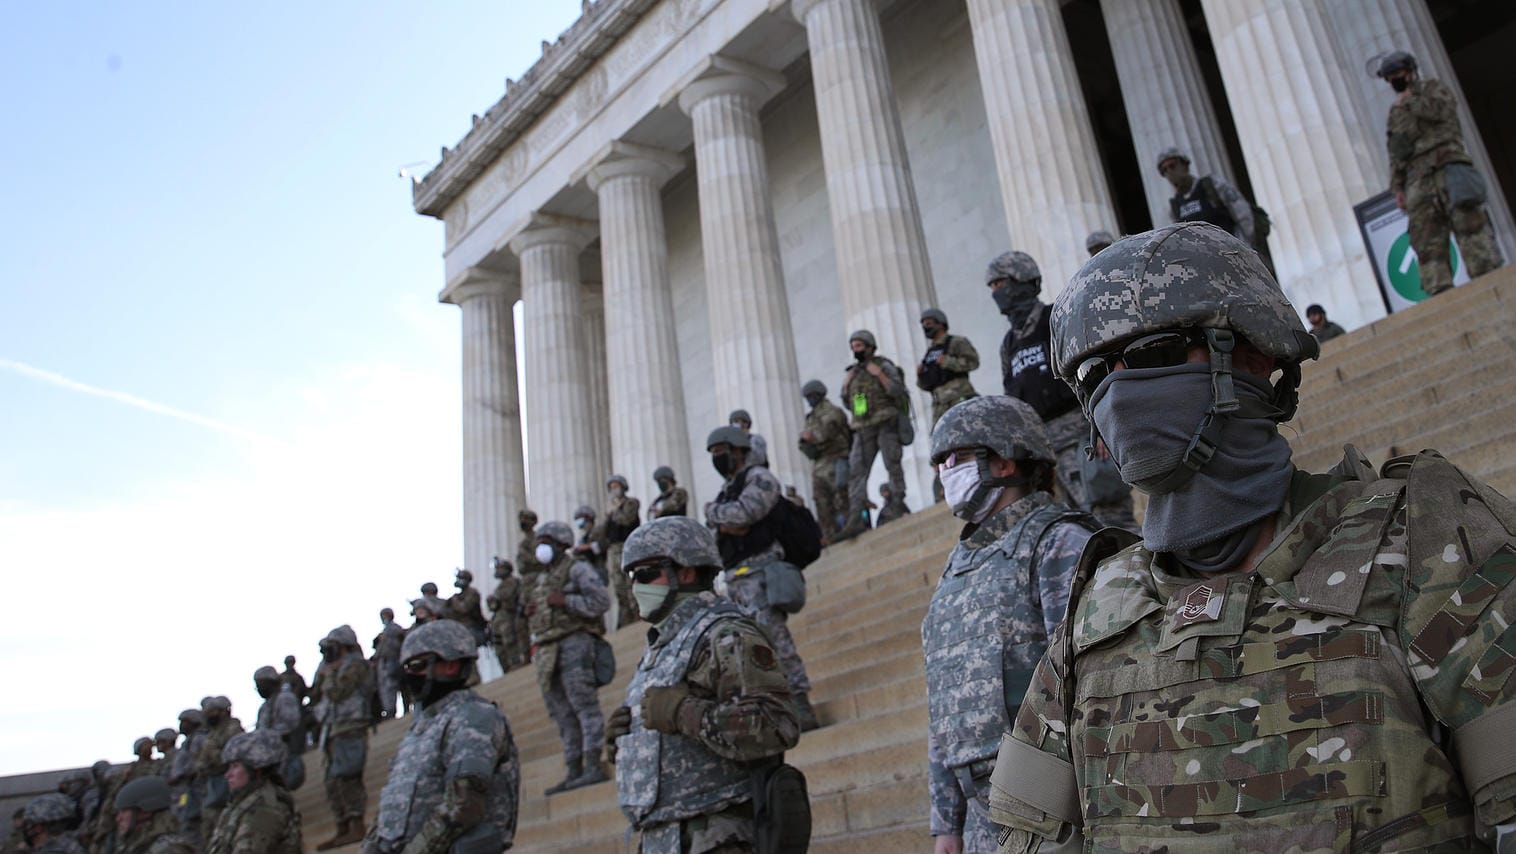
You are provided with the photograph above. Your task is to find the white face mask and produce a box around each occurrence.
[939,457,1003,524]
[534,543,556,564]
[575,518,588,529]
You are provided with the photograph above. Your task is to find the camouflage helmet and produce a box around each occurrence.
[929,396,1054,466]
[201,696,231,712]
[23,793,75,825]
[283,655,296,667]
[573,504,595,520]
[253,665,280,683]
[114,775,171,813]
[177,708,203,726]
[401,619,478,663]
[221,728,285,770]
[1376,49,1416,78]
[652,465,676,483]
[536,520,575,547]
[705,425,751,451]
[58,769,90,792]
[727,409,752,427]
[517,508,538,525]
[1051,222,1318,419]
[1085,229,1115,252]
[985,251,1040,286]
[920,307,948,326]
[133,737,152,754]
[154,728,177,743]
[848,329,876,349]
[606,473,629,490]
[1155,146,1189,174]
[420,582,439,596]
[801,380,826,398]
[455,568,473,584]
[410,597,433,617]
[325,625,359,648]
[622,516,723,572]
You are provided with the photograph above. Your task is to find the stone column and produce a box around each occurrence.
[1201,0,1386,329]
[1324,0,1516,260]
[586,144,694,496]
[510,221,601,524]
[445,270,527,579]
[580,279,613,493]
[964,0,1119,296]
[677,59,808,499]
[1102,0,1238,228]
[791,0,938,505]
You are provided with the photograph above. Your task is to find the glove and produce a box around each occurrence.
[641,684,690,735]
[546,591,567,608]
[605,705,632,763]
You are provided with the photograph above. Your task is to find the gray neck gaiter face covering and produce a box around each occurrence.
[1089,362,1293,573]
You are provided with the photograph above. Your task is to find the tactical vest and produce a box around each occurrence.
[843,357,899,427]
[327,654,371,725]
[651,489,688,518]
[1001,308,1078,421]
[1170,176,1237,235]
[714,467,781,568]
[373,690,515,848]
[206,780,300,854]
[617,598,754,829]
[919,337,967,391]
[923,502,1090,771]
[528,556,605,645]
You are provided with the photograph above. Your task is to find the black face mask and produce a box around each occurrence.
[321,645,338,664]
[922,324,940,340]
[403,661,470,707]
[853,348,869,363]
[712,452,735,478]
[995,286,1039,326]
[1389,76,1410,92]
[255,681,274,700]
[656,479,672,493]
[804,393,824,409]
[204,712,223,727]
[519,521,533,533]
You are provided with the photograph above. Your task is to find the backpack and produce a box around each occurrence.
[767,496,823,569]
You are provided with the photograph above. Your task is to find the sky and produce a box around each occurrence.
[0,1,580,776]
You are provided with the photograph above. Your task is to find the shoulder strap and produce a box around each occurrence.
[1057,528,1140,707]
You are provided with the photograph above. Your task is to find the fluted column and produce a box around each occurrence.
[965,0,1119,296]
[510,222,600,523]
[1102,0,1237,228]
[587,144,693,495]
[1202,0,1386,329]
[447,270,527,579]
[580,279,613,494]
[1324,0,1515,260]
[677,60,808,499]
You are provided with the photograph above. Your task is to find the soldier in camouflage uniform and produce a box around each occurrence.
[798,380,852,541]
[705,426,820,731]
[19,794,85,854]
[604,474,644,629]
[649,466,690,518]
[447,569,489,649]
[919,308,981,505]
[417,583,449,624]
[192,696,243,847]
[727,409,768,469]
[572,505,610,585]
[530,520,612,794]
[514,510,547,660]
[279,655,307,701]
[254,665,306,791]
[166,709,203,840]
[373,608,407,716]
[921,396,1097,853]
[606,516,802,852]
[112,776,193,854]
[3,808,26,854]
[152,728,177,772]
[989,250,1137,532]
[92,736,160,849]
[1085,229,1114,257]
[309,625,371,850]
[1157,146,1273,275]
[206,730,301,854]
[363,620,520,853]
[1378,50,1502,297]
[990,222,1516,852]
[834,329,907,542]
[487,557,526,671]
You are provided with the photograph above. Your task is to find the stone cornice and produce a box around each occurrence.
[440,268,519,306]
[411,0,659,220]
[580,140,686,192]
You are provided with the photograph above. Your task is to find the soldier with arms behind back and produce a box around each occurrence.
[991,222,1516,852]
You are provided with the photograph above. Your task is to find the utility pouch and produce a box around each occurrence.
[1445,162,1488,209]
[591,635,616,688]
[764,562,808,614]
[449,823,504,854]
[752,759,811,854]
[851,392,868,418]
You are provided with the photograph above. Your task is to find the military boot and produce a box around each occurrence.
[793,692,821,732]
[830,512,869,544]
[316,819,360,851]
[565,751,609,791]
[544,758,583,796]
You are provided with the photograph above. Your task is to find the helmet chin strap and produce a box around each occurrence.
[955,449,1030,530]
[643,566,683,624]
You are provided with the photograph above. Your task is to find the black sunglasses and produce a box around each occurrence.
[1074,328,1209,402]
[403,656,434,674]
[628,560,676,585]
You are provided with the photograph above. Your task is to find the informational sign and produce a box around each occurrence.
[1354,191,1470,314]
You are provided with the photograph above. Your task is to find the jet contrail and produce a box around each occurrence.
[0,358,273,445]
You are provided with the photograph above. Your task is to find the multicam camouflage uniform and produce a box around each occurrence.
[117,808,193,854]
[94,748,161,848]
[530,528,612,779]
[605,488,644,629]
[649,485,690,519]
[917,334,980,425]
[842,334,907,522]
[488,572,525,671]
[309,631,370,834]
[1387,78,1502,296]
[206,731,301,854]
[193,705,244,843]
[168,716,204,840]
[800,388,852,541]
[375,616,407,715]
[615,592,801,852]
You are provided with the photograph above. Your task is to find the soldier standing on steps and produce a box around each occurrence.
[309,625,371,850]
[254,665,307,790]
[649,466,690,519]
[799,379,852,542]
[487,557,525,671]
[604,474,644,628]
[206,730,302,854]
[605,517,800,853]
[834,329,908,542]
[921,396,1097,854]
[192,696,243,847]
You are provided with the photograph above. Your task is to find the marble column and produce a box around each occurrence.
[791,0,937,505]
[510,221,601,524]
[1102,0,1238,229]
[1201,0,1386,329]
[580,279,613,494]
[446,269,527,579]
[1324,0,1516,260]
[964,0,1119,297]
[677,59,808,500]
[587,143,694,497]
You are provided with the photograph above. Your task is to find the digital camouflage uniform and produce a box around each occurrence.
[615,592,801,853]
[21,793,85,854]
[842,350,906,521]
[605,493,644,629]
[256,680,306,791]
[203,778,300,854]
[309,642,370,831]
[488,574,526,671]
[918,334,980,425]
[577,514,610,581]
[169,724,204,839]
[193,712,244,844]
[93,751,159,848]
[447,582,488,646]
[800,395,852,541]
[530,543,612,774]
[923,493,1094,852]
[375,617,407,715]
[117,809,194,854]
[650,486,690,519]
[1387,78,1501,296]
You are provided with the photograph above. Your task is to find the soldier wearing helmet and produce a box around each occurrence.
[1084,229,1114,257]
[921,395,1098,853]
[726,409,769,469]
[366,620,521,853]
[991,222,1516,851]
[1377,49,1501,297]
[798,379,852,541]
[416,582,448,623]
[571,504,610,584]
[20,793,84,854]
[603,473,645,629]
[705,425,820,731]
[446,568,489,647]
[279,655,308,701]
[917,307,981,504]
[253,664,307,791]
[152,728,177,766]
[835,328,908,542]
[1156,145,1272,275]
[5,807,28,854]
[165,710,203,839]
[111,776,192,854]
[486,557,528,673]
[191,696,243,847]
[308,625,370,850]
[530,519,612,795]
[205,730,301,853]
[515,508,546,578]
[604,517,802,851]
[373,607,408,716]
[988,249,1137,533]
[648,466,689,519]
[90,736,164,850]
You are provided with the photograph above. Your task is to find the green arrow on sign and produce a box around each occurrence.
[1386,233,1461,302]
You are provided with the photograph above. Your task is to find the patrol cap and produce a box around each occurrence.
[325,625,359,648]
[920,308,948,326]
[400,619,478,663]
[202,696,231,712]
[652,465,676,482]
[1376,49,1416,78]
[622,516,723,572]
[848,329,877,349]
[133,737,152,754]
[801,380,826,398]
[536,520,575,547]
[221,729,285,770]
[23,793,75,825]
[253,665,280,683]
[1155,146,1189,174]
[607,474,629,490]
[930,396,1054,466]
[705,425,751,451]
[1085,230,1115,252]
[114,776,171,813]
[985,251,1040,285]
[727,409,752,426]
[154,728,178,743]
